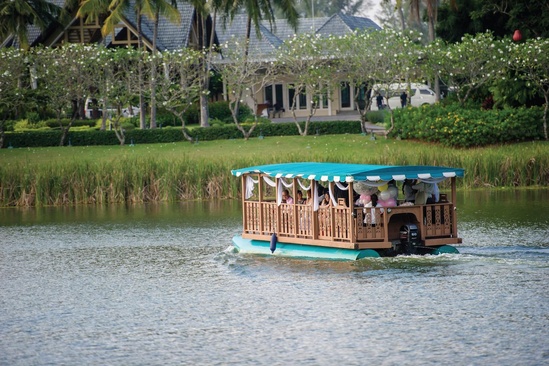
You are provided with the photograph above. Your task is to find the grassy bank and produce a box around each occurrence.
[1,135,548,207]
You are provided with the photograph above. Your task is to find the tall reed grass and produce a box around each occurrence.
[0,137,547,207]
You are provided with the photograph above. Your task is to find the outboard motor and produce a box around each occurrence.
[400,224,419,254]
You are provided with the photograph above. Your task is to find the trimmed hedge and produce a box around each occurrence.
[389,104,545,147]
[3,120,363,148]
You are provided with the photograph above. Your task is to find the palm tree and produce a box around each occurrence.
[78,0,180,129]
[222,0,299,55]
[0,0,61,50]
[217,0,299,119]
[188,0,221,128]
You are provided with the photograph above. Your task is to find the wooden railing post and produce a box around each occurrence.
[312,181,318,240]
[349,182,356,243]
[451,177,458,237]
[258,174,264,235]
[241,175,246,233]
[276,178,281,235]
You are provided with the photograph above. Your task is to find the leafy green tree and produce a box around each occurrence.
[32,44,97,146]
[221,0,299,55]
[188,0,220,128]
[152,48,202,142]
[506,37,549,140]
[367,28,423,136]
[145,0,180,129]
[422,32,506,106]
[0,0,60,50]
[213,37,276,139]
[335,28,419,134]
[101,0,148,129]
[102,47,142,145]
[437,0,549,42]
[275,32,336,136]
[0,48,28,147]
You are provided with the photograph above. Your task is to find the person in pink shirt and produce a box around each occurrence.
[282,189,294,204]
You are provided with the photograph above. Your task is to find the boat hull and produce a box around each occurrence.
[232,235,380,260]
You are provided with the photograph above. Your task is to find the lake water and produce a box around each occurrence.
[1,190,548,365]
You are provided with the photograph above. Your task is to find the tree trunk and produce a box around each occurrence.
[150,11,159,129]
[137,10,146,130]
[0,119,5,149]
[198,11,210,128]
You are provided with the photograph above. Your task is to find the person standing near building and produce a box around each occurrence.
[376,93,384,109]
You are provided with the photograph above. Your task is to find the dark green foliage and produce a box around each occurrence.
[182,104,200,125]
[208,101,233,121]
[437,0,549,41]
[186,120,362,141]
[389,104,544,147]
[154,111,179,127]
[4,128,186,147]
[2,120,362,147]
[365,110,387,124]
[43,119,96,128]
[5,131,64,147]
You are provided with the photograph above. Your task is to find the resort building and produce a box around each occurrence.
[214,12,381,118]
[1,2,380,118]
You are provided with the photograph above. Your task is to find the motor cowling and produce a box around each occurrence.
[400,224,419,254]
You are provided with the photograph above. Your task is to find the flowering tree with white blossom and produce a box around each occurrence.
[423,32,506,105]
[506,37,549,140]
[33,44,97,146]
[0,48,28,148]
[213,38,276,140]
[151,48,203,142]
[275,32,336,136]
[336,28,423,136]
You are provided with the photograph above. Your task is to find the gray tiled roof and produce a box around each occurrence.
[215,12,380,58]
[316,13,381,36]
[4,3,380,52]
[6,0,195,50]
[119,1,195,50]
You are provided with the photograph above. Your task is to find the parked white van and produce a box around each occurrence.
[369,83,436,111]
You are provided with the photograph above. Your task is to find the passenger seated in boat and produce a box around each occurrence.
[320,192,331,207]
[296,190,305,204]
[364,193,383,225]
[412,180,434,205]
[282,189,294,204]
[305,190,313,205]
[402,179,416,203]
[431,183,440,203]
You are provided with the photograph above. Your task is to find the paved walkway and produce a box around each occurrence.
[270,113,386,133]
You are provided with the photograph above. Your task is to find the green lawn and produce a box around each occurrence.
[2,133,521,167]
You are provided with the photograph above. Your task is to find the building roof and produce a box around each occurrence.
[316,13,381,36]
[2,0,197,50]
[216,12,380,58]
[122,2,196,51]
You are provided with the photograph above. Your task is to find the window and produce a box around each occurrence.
[265,84,285,109]
[340,82,351,108]
[288,84,307,110]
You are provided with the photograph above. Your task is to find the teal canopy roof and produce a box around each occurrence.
[231,162,464,182]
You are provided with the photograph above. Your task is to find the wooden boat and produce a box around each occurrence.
[231,162,464,260]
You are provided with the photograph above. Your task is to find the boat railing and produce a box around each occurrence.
[242,200,457,246]
[354,202,457,242]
